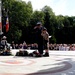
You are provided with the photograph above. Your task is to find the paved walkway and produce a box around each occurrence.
[0,50,75,75]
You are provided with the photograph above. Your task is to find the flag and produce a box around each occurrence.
[5,16,9,32]
[0,19,2,29]
[0,0,3,34]
[0,0,2,30]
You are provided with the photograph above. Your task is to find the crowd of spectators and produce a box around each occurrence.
[49,44,75,51]
[1,36,75,52]
[1,40,75,56]
[11,41,38,50]
[11,41,75,51]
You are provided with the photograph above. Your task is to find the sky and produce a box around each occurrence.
[22,0,75,16]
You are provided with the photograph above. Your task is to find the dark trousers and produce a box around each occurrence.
[38,42,43,54]
[43,40,48,49]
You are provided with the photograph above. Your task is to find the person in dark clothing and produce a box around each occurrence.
[34,22,44,57]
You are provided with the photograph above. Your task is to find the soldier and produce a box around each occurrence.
[34,22,44,57]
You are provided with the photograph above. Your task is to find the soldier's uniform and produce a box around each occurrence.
[34,22,44,57]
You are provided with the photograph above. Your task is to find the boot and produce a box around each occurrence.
[43,52,49,57]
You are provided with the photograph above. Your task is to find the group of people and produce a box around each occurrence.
[1,21,75,56]
[49,44,75,51]
[33,22,49,57]
[0,21,50,57]
[11,42,38,50]
[11,22,50,57]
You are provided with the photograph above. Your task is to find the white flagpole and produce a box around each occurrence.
[0,0,3,35]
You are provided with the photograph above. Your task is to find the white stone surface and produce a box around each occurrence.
[0,50,75,75]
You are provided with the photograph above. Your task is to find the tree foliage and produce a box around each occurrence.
[2,0,75,44]
[2,0,33,43]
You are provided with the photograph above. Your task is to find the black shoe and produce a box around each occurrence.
[43,52,49,57]
[35,54,43,57]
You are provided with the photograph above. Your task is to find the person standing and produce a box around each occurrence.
[34,22,44,57]
[41,28,49,57]
[1,36,7,50]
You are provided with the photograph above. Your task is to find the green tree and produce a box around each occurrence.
[42,6,57,43]
[56,15,64,29]
[2,0,33,43]
[30,10,44,26]
[63,16,70,27]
